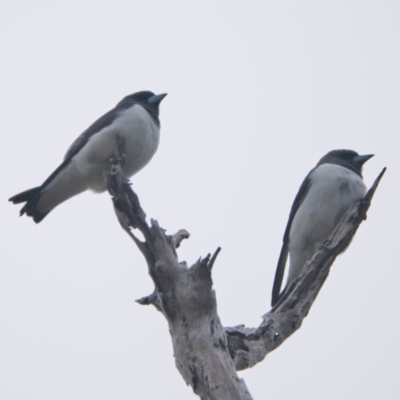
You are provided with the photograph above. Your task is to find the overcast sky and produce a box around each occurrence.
[1,1,399,399]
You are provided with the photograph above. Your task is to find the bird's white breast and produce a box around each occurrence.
[73,104,160,192]
[287,163,367,282]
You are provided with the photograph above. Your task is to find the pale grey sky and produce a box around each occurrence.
[1,1,399,399]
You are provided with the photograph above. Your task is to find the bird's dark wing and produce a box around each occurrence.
[12,106,127,201]
[64,107,122,161]
[271,172,313,306]
[27,107,123,193]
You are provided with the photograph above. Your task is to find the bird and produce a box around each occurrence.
[9,90,167,223]
[271,149,373,306]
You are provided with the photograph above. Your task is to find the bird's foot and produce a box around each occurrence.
[316,239,331,251]
[109,153,126,165]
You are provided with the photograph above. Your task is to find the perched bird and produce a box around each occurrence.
[271,149,373,306]
[9,91,167,223]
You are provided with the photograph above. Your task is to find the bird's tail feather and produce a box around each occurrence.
[9,187,41,204]
[9,187,49,223]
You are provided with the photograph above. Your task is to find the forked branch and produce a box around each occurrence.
[106,158,385,399]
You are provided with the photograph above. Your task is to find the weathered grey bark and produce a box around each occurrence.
[106,158,385,400]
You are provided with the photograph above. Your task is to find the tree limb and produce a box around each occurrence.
[226,167,386,371]
[106,158,385,398]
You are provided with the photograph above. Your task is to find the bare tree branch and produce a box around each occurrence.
[106,155,385,399]
[106,162,252,400]
[226,167,386,371]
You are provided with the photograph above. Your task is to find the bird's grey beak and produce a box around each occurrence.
[353,154,374,166]
[148,93,168,104]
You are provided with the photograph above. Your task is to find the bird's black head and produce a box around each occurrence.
[318,149,374,177]
[116,91,167,122]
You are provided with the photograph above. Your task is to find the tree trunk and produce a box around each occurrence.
[106,156,385,399]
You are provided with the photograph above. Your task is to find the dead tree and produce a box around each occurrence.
[106,155,385,400]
